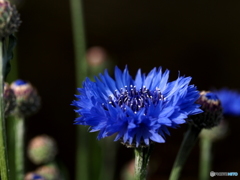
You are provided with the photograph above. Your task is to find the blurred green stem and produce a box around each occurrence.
[134,145,153,180]
[6,116,16,180]
[0,41,10,180]
[15,116,24,180]
[169,125,201,180]
[99,138,118,180]
[69,0,89,180]
[69,0,88,84]
[199,137,212,180]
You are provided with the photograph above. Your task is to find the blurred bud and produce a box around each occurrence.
[190,91,223,129]
[200,120,228,142]
[24,172,45,180]
[86,46,107,66]
[10,79,41,117]
[4,82,16,116]
[0,0,21,38]
[27,134,57,165]
[35,163,60,180]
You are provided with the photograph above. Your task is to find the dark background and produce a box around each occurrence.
[10,0,240,179]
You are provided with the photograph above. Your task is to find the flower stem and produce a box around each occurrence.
[69,0,89,180]
[99,137,118,180]
[6,38,19,180]
[0,41,10,180]
[69,0,88,86]
[134,145,153,180]
[199,137,212,180]
[169,125,201,180]
[15,116,25,180]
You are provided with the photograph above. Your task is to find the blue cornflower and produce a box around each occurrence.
[213,88,240,116]
[72,66,202,147]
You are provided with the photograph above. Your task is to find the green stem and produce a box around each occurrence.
[69,0,88,87]
[199,137,212,180]
[75,126,89,180]
[99,138,118,180]
[15,116,25,180]
[169,125,201,180]
[69,0,89,180]
[134,145,153,180]
[6,116,16,180]
[0,41,10,180]
[6,36,19,180]
[6,46,18,83]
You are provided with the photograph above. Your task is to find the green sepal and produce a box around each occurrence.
[2,34,17,80]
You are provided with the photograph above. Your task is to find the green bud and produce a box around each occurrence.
[27,135,57,165]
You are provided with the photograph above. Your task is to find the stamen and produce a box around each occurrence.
[106,85,165,113]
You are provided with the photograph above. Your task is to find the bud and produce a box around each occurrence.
[86,46,107,66]
[190,91,223,129]
[25,172,45,180]
[27,135,57,165]
[4,82,16,116]
[0,0,21,38]
[10,79,41,117]
[35,163,60,180]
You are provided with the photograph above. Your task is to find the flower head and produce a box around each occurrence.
[10,79,41,117]
[190,91,223,129]
[212,88,240,116]
[72,66,202,147]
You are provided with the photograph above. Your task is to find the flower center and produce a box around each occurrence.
[106,85,165,113]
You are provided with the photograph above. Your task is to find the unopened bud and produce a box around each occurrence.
[190,91,223,129]
[10,79,41,117]
[27,135,57,165]
[86,46,107,66]
[35,163,60,180]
